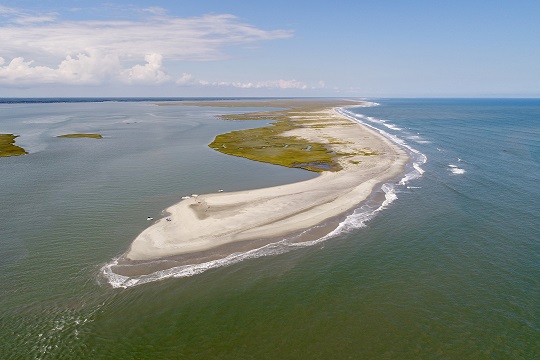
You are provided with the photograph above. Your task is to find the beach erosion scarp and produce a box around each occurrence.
[114,100,409,275]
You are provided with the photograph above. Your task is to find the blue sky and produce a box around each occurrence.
[1,0,539,97]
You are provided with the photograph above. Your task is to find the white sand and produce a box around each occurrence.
[125,107,409,260]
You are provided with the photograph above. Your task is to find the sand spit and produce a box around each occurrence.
[122,100,409,263]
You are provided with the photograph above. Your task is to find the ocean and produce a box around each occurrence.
[0,98,538,358]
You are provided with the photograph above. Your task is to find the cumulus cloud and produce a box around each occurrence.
[176,73,197,85]
[227,79,308,89]
[0,57,58,83]
[57,52,122,83]
[0,51,174,85]
[0,52,122,84]
[120,54,170,84]
[0,7,292,86]
[175,73,324,90]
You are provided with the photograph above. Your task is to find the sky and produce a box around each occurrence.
[1,0,539,98]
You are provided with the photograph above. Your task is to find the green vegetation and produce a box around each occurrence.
[57,133,103,139]
[160,99,380,173]
[208,101,364,172]
[211,124,343,172]
[0,134,28,157]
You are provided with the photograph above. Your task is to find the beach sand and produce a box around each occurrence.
[119,100,409,268]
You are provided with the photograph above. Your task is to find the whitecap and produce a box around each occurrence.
[448,164,465,174]
[382,123,402,131]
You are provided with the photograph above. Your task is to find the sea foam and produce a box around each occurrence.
[448,164,466,174]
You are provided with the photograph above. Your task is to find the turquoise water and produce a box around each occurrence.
[0,99,538,358]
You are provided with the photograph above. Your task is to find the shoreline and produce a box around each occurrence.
[115,100,409,273]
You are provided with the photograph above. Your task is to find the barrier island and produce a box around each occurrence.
[113,99,409,275]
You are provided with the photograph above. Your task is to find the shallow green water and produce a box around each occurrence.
[1,99,538,359]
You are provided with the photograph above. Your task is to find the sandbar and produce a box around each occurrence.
[120,100,409,266]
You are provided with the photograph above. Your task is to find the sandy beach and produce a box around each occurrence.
[122,101,409,263]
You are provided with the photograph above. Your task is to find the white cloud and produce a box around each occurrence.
[0,54,321,90]
[0,5,57,24]
[11,14,57,25]
[120,54,170,84]
[1,12,291,61]
[0,5,20,15]
[0,52,120,84]
[176,73,196,85]
[175,73,323,90]
[0,57,58,83]
[227,79,308,89]
[0,7,292,86]
[0,51,174,85]
[141,7,168,16]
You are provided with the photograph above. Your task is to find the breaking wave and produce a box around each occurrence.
[448,164,466,174]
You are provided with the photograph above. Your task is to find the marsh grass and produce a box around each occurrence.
[0,134,27,157]
[209,101,367,172]
[57,133,103,139]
